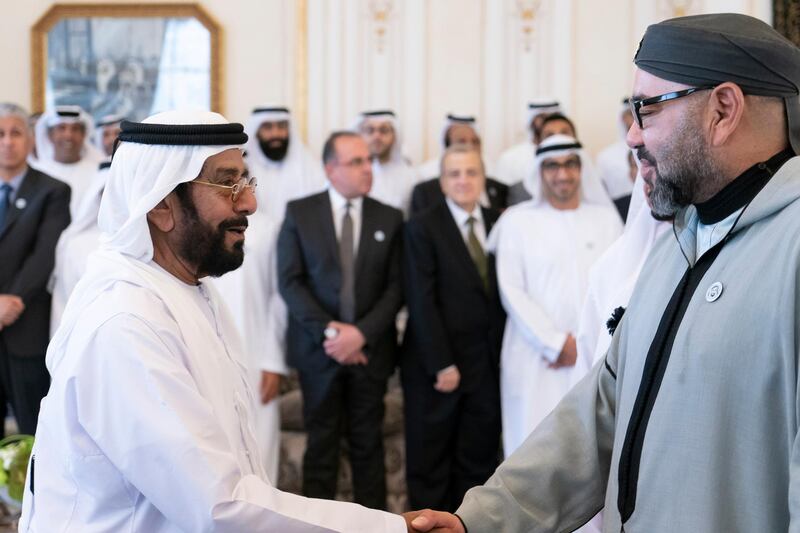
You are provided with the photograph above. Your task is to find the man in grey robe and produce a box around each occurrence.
[405,12,800,533]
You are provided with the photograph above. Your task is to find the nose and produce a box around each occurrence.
[626,120,643,149]
[235,187,257,216]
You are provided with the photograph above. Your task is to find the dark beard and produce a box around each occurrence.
[177,193,247,277]
[636,117,725,218]
[259,138,289,162]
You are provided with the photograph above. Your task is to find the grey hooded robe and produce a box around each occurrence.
[456,155,800,532]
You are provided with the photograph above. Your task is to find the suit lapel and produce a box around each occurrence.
[354,197,374,279]
[0,168,39,241]
[317,192,340,268]
[482,206,499,235]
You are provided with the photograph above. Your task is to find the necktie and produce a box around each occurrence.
[466,216,489,292]
[0,184,12,230]
[339,201,356,323]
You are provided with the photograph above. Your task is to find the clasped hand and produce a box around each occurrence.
[323,321,368,365]
[0,295,24,330]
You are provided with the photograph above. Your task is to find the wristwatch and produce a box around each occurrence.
[324,326,339,340]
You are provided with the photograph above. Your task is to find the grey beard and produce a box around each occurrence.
[646,121,725,218]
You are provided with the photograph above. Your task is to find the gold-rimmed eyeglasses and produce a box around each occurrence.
[191,176,258,202]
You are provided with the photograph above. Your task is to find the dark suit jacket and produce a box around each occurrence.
[401,202,505,392]
[0,167,71,356]
[614,194,632,222]
[410,176,508,215]
[277,191,404,380]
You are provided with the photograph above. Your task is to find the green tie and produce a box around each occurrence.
[466,216,489,292]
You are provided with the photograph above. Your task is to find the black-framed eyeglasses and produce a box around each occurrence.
[191,176,258,202]
[629,85,717,128]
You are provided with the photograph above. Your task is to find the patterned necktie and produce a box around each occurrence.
[0,184,12,230]
[466,216,489,292]
[339,201,356,323]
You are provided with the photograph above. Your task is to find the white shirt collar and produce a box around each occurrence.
[445,197,483,227]
[328,184,363,211]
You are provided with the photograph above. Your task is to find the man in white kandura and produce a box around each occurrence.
[576,170,672,375]
[488,134,621,457]
[355,109,419,216]
[416,113,485,180]
[494,99,561,186]
[49,159,112,334]
[244,105,326,220]
[20,110,406,533]
[29,105,105,217]
[93,114,125,161]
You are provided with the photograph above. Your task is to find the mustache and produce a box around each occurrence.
[636,147,656,166]
[218,216,249,231]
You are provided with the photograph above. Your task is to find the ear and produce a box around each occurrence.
[706,83,745,147]
[146,194,177,233]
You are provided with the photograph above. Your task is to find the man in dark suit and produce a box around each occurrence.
[410,174,508,214]
[277,131,403,510]
[402,145,505,512]
[0,103,70,436]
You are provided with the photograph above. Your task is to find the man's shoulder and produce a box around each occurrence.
[364,196,403,223]
[486,176,509,193]
[24,166,71,194]
[582,202,623,219]
[412,177,440,193]
[285,190,328,212]
[408,200,447,229]
[85,280,176,331]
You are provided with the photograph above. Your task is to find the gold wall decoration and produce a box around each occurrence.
[774,0,800,47]
[295,0,309,142]
[515,0,542,52]
[368,0,393,53]
[31,3,222,119]
[663,0,695,18]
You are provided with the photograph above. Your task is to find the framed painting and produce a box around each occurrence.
[31,3,222,122]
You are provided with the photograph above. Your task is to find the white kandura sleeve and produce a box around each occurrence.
[495,223,568,362]
[75,313,404,533]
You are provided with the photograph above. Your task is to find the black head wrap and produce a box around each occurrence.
[635,13,800,154]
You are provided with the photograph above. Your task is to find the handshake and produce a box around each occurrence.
[402,510,466,533]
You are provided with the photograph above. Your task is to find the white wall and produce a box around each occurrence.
[0,0,773,162]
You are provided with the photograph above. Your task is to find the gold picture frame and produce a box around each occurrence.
[31,3,222,119]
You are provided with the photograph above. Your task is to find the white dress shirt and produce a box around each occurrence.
[445,197,487,249]
[328,186,363,256]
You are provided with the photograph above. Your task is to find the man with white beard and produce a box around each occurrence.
[488,135,621,458]
[596,99,636,201]
[244,106,326,220]
[29,105,104,217]
[494,100,561,186]
[355,110,419,215]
